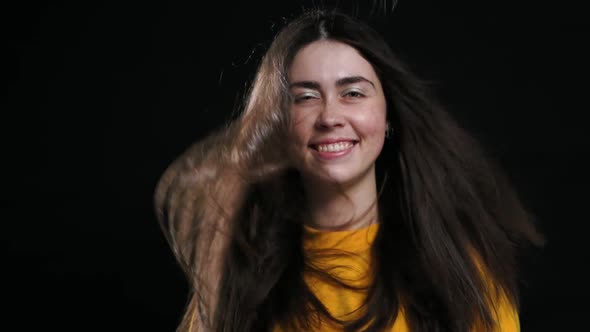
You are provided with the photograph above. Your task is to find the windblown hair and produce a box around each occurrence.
[154,10,544,332]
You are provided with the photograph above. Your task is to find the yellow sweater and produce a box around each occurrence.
[275,223,520,332]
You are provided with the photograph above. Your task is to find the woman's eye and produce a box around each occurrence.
[294,93,319,103]
[343,90,364,98]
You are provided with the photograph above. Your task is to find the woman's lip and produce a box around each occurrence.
[310,142,357,160]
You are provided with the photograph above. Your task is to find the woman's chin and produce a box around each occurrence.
[302,169,363,187]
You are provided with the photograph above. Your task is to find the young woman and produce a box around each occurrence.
[155,10,544,332]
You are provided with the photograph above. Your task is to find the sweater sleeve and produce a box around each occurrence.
[470,251,521,332]
[491,291,520,332]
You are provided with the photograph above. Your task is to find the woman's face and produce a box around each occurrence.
[288,40,387,186]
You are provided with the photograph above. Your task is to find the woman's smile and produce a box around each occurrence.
[309,140,358,160]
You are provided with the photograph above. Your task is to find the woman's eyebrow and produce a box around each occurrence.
[289,81,321,90]
[289,76,375,90]
[335,75,375,88]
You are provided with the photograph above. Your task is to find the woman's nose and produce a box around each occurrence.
[315,100,345,129]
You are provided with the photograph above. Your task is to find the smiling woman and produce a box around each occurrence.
[154,9,544,332]
[288,40,387,231]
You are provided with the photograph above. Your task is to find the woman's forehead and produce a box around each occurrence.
[288,40,380,86]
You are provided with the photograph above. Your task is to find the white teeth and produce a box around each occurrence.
[317,142,354,152]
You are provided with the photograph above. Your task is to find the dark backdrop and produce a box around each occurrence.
[5,1,589,331]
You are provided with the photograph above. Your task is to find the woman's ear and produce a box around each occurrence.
[385,121,393,138]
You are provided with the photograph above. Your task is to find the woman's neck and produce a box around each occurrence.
[302,169,379,231]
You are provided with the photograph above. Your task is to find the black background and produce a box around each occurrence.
[5,1,589,330]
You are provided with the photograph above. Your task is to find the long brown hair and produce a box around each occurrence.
[154,10,544,332]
